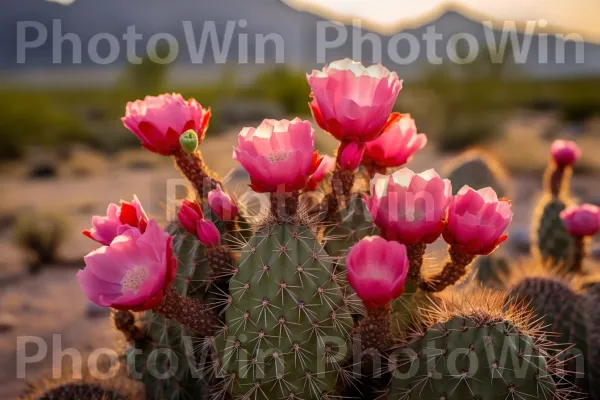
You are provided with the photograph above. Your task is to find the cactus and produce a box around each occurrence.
[387,291,568,400]
[20,371,144,400]
[210,221,354,399]
[583,283,600,400]
[443,149,509,198]
[473,255,510,288]
[533,196,575,267]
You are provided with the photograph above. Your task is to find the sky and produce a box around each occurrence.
[284,0,600,42]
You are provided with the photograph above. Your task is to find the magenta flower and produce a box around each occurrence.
[364,114,428,168]
[83,196,148,246]
[197,219,221,248]
[346,236,409,309]
[178,199,204,235]
[208,185,238,222]
[307,59,403,142]
[233,118,324,193]
[443,186,513,255]
[550,139,581,167]
[560,204,600,237]
[122,93,211,156]
[306,155,335,191]
[365,169,452,245]
[77,220,177,311]
[338,141,366,171]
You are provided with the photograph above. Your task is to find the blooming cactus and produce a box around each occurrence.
[83,195,148,246]
[305,155,335,191]
[122,93,210,156]
[366,169,452,245]
[444,186,513,255]
[232,118,324,193]
[346,236,409,308]
[363,114,428,168]
[550,139,581,167]
[560,204,600,237]
[307,58,402,143]
[77,220,177,311]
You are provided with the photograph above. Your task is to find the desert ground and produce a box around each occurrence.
[1,125,599,399]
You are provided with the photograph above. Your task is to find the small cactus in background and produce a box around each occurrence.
[68,59,557,400]
[12,210,70,272]
[443,148,510,198]
[532,139,581,269]
[387,291,569,400]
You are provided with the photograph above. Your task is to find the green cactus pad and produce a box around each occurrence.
[212,222,354,399]
[533,197,574,268]
[443,150,509,198]
[388,298,562,399]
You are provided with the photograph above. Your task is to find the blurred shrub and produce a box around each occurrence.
[12,211,71,271]
[242,67,309,114]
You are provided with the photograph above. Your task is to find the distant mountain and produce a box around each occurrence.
[2,0,599,84]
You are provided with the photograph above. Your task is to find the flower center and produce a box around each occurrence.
[267,151,290,163]
[121,266,148,295]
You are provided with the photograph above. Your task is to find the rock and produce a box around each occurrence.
[85,302,111,318]
[0,313,17,333]
[509,227,531,255]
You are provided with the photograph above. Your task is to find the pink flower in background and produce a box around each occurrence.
[365,169,452,245]
[364,114,428,168]
[550,139,581,166]
[208,185,238,222]
[178,200,204,235]
[197,219,221,247]
[560,204,600,237]
[307,59,403,142]
[338,141,366,170]
[346,236,409,309]
[233,118,324,193]
[122,93,210,156]
[306,155,335,191]
[84,196,148,246]
[77,220,177,311]
[443,186,513,255]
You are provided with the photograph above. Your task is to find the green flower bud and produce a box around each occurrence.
[180,130,198,154]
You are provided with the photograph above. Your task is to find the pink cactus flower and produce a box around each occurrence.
[306,155,335,191]
[560,204,600,237]
[178,199,204,235]
[232,118,324,193]
[338,141,366,171]
[443,186,513,255]
[364,114,428,168]
[122,93,211,156]
[83,196,148,246]
[197,219,221,248]
[550,139,581,166]
[77,220,177,311]
[307,59,403,142]
[346,236,409,309]
[365,169,452,245]
[208,185,238,222]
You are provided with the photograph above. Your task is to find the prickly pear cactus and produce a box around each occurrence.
[387,294,564,400]
[533,196,574,266]
[474,255,510,287]
[211,222,353,399]
[443,149,509,198]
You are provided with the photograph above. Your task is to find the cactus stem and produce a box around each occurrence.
[356,304,392,354]
[362,158,387,179]
[406,243,426,282]
[418,246,475,292]
[571,235,586,273]
[174,148,221,199]
[205,245,235,282]
[269,191,300,222]
[547,162,572,197]
[154,287,218,336]
[112,310,145,342]
[325,168,356,221]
